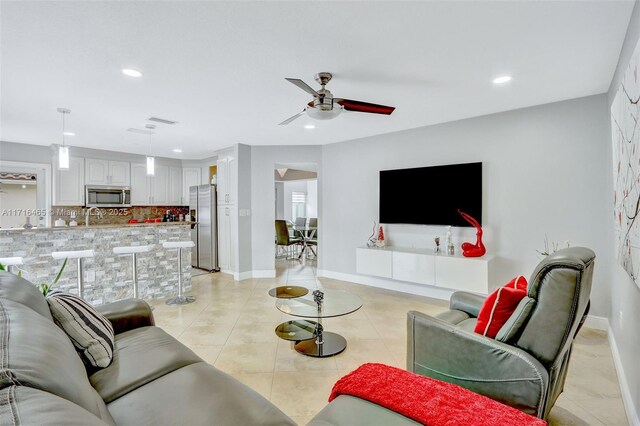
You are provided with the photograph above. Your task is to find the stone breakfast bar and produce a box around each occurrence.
[0,222,193,305]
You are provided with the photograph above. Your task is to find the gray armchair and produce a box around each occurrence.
[407,247,594,419]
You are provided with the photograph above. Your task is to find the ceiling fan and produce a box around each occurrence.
[279,72,395,125]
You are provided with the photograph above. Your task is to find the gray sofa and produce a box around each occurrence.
[0,271,296,425]
[309,247,594,424]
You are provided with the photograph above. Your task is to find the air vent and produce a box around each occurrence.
[148,117,178,125]
[127,128,154,135]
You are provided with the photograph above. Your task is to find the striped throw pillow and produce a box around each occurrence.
[46,291,115,368]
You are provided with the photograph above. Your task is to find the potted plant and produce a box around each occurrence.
[0,258,68,296]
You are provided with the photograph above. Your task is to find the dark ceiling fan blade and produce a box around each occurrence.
[278,110,306,125]
[285,78,319,97]
[335,99,395,115]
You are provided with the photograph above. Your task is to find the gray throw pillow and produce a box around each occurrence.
[46,291,115,368]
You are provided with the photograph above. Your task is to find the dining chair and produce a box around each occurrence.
[295,217,307,227]
[275,220,303,259]
[307,218,318,258]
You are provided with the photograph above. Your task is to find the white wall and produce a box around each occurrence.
[0,184,37,228]
[237,144,252,274]
[283,180,307,221]
[275,182,284,219]
[306,180,318,219]
[321,95,611,317]
[250,145,322,273]
[607,1,640,423]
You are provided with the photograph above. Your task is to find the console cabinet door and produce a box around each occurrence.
[435,256,489,293]
[54,157,85,206]
[392,251,435,285]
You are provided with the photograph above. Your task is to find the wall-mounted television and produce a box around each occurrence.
[379,162,482,227]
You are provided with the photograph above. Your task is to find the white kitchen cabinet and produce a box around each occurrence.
[168,166,183,205]
[130,163,150,205]
[130,163,174,205]
[150,165,169,205]
[54,157,85,206]
[85,159,130,186]
[182,167,201,205]
[216,152,236,205]
[217,205,236,272]
[109,161,130,186]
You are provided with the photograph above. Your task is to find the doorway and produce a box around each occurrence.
[0,161,52,229]
[274,164,318,262]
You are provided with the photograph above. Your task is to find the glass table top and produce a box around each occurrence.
[268,286,309,298]
[276,288,363,319]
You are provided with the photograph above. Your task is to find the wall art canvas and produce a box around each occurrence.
[611,35,640,288]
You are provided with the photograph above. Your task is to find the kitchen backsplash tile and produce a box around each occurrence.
[50,205,190,226]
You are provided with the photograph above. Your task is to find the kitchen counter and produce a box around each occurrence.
[0,221,195,232]
[0,223,194,304]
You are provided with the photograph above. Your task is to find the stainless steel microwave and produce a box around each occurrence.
[85,185,131,208]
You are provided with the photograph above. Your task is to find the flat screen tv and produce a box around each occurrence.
[379,162,482,227]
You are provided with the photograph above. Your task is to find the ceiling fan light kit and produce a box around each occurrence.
[279,72,395,125]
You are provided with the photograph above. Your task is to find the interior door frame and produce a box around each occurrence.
[0,160,52,227]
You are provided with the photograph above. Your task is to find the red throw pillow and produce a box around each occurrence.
[474,286,527,338]
[503,275,528,292]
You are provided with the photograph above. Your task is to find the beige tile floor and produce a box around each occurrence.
[150,258,629,426]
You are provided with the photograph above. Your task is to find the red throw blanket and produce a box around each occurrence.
[329,363,547,426]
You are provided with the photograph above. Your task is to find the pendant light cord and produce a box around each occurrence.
[61,112,66,148]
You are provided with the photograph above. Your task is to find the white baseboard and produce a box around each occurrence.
[584,314,608,331]
[228,270,276,281]
[251,270,276,278]
[236,271,252,281]
[316,269,454,301]
[608,324,640,426]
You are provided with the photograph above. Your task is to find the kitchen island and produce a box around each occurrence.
[0,222,195,305]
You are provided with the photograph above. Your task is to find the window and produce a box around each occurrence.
[292,191,306,221]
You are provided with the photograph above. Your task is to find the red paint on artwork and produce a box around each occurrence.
[458,210,486,257]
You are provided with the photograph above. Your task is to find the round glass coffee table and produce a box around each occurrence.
[268,285,309,298]
[276,288,363,358]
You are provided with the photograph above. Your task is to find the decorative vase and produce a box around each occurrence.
[375,226,386,247]
[458,210,486,257]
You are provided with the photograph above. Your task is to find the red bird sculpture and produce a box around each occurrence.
[458,210,486,257]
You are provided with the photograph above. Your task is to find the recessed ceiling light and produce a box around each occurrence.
[304,124,316,129]
[493,75,512,85]
[122,68,143,78]
[172,148,183,153]
[63,132,75,136]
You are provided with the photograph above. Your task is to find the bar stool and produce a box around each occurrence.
[113,245,153,299]
[163,241,196,305]
[0,257,26,274]
[51,250,95,298]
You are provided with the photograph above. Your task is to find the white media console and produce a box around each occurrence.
[356,246,494,294]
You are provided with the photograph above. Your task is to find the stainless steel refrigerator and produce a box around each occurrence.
[190,184,219,272]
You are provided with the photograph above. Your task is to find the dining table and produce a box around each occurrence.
[292,225,317,259]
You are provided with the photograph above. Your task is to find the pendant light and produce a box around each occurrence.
[57,108,71,169]
[146,124,156,176]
